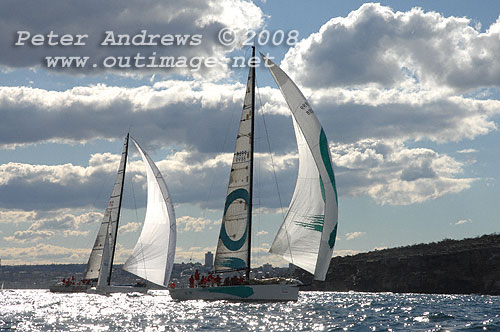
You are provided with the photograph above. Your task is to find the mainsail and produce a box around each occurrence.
[123,137,176,287]
[262,54,338,281]
[84,134,129,282]
[214,54,255,275]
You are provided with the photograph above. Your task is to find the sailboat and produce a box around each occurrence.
[169,47,338,301]
[50,134,176,294]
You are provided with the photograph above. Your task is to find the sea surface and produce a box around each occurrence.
[0,290,499,331]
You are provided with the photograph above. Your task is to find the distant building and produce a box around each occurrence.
[263,263,272,275]
[204,251,214,269]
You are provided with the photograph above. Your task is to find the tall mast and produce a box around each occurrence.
[107,133,129,285]
[246,46,255,280]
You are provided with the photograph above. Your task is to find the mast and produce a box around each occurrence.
[107,133,129,285]
[246,46,255,280]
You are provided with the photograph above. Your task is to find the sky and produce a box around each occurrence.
[1,0,500,267]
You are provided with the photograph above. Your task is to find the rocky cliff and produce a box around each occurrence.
[296,234,500,295]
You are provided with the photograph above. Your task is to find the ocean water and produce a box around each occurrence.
[0,290,498,331]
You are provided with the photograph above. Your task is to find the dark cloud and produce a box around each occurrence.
[0,0,263,77]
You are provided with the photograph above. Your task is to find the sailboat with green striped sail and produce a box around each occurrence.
[169,47,338,301]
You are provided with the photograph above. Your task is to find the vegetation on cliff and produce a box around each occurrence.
[296,233,500,295]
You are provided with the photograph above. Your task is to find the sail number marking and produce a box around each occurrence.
[300,102,313,115]
[235,150,249,162]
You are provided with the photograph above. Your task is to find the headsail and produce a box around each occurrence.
[123,137,176,287]
[84,134,129,281]
[214,58,255,274]
[97,218,112,288]
[261,54,338,281]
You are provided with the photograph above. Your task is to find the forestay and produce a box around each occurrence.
[123,137,176,287]
[262,54,338,281]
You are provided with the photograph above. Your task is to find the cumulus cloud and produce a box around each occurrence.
[119,222,140,234]
[177,216,213,232]
[4,230,54,243]
[0,82,239,149]
[2,210,102,242]
[310,91,499,144]
[0,157,125,210]
[332,139,475,205]
[0,0,263,78]
[0,243,90,265]
[0,81,297,156]
[0,210,36,224]
[0,4,494,223]
[0,136,477,212]
[282,3,500,91]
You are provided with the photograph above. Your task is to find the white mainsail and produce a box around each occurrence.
[123,137,176,287]
[84,134,129,281]
[262,54,338,281]
[214,64,254,273]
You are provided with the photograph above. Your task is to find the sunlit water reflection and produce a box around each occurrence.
[1,290,498,331]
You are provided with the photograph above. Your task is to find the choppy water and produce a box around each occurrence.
[0,290,499,331]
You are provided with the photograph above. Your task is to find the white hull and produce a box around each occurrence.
[87,285,149,295]
[169,283,299,301]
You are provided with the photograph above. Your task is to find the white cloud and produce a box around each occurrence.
[63,230,90,237]
[0,210,36,224]
[2,210,102,243]
[332,139,476,205]
[333,249,360,257]
[453,218,472,225]
[0,136,477,213]
[119,222,140,234]
[309,89,499,144]
[0,82,260,150]
[177,216,213,232]
[282,3,500,92]
[0,244,91,265]
[4,230,54,243]
[345,232,366,240]
[457,149,478,154]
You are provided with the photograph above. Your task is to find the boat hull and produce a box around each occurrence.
[169,283,299,301]
[87,285,149,295]
[49,284,91,293]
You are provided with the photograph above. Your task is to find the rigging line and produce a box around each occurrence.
[255,77,295,265]
[139,241,148,284]
[130,161,140,224]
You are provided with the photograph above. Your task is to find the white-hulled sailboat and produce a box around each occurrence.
[169,48,338,301]
[50,134,176,294]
